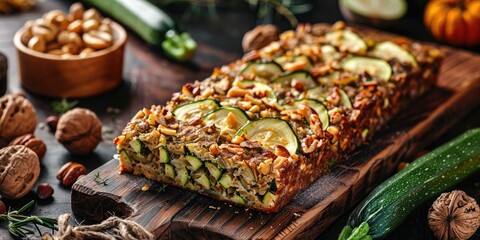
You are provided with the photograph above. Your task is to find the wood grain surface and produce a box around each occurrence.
[71,27,480,239]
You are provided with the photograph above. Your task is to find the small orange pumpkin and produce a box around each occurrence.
[424,0,480,46]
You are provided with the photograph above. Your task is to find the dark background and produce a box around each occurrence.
[0,0,479,239]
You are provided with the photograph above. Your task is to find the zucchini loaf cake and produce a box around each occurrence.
[114,22,443,213]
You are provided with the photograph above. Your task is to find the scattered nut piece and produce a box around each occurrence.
[55,108,102,155]
[9,133,47,160]
[37,183,54,199]
[56,162,87,187]
[0,93,37,146]
[242,24,279,52]
[0,145,40,199]
[428,190,480,240]
[0,201,5,214]
[46,115,59,132]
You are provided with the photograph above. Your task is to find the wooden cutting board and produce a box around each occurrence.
[71,26,480,239]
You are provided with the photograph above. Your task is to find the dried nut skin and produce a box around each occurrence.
[242,24,279,52]
[28,36,46,52]
[56,162,87,187]
[83,30,112,50]
[0,201,5,214]
[0,94,37,144]
[37,183,54,199]
[9,133,47,160]
[428,190,480,240]
[70,2,84,20]
[55,108,102,155]
[0,146,40,199]
[46,115,59,132]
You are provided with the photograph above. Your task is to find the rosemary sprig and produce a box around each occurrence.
[94,172,109,186]
[0,200,58,238]
[51,98,78,115]
[151,184,168,193]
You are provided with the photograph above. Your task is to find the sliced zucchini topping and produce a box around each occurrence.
[237,80,277,102]
[284,99,330,130]
[317,71,340,85]
[301,86,330,101]
[205,162,222,181]
[236,118,300,156]
[273,71,317,89]
[370,41,418,68]
[240,61,283,79]
[173,99,220,122]
[202,107,249,134]
[119,150,132,169]
[159,146,169,163]
[339,89,353,108]
[185,155,203,171]
[321,44,339,62]
[342,56,392,81]
[325,30,367,53]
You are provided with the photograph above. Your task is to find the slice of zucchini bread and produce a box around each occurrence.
[114,22,443,213]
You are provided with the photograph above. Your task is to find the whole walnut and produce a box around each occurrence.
[242,24,279,52]
[9,133,47,160]
[428,190,480,240]
[0,145,40,199]
[0,93,37,147]
[55,108,102,155]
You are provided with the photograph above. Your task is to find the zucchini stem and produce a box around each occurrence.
[161,30,197,61]
[338,222,371,240]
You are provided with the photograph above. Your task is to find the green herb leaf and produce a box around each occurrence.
[93,172,109,186]
[51,98,78,115]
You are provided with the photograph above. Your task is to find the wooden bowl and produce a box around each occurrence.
[14,22,127,98]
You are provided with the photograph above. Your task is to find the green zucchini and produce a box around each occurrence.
[164,163,175,179]
[205,162,222,181]
[194,173,211,189]
[342,57,392,82]
[202,107,249,133]
[273,71,317,89]
[176,166,189,186]
[235,118,300,156]
[81,0,196,61]
[173,99,220,122]
[283,99,329,130]
[240,61,283,79]
[237,80,277,102]
[232,194,246,205]
[339,128,480,239]
[218,174,233,189]
[159,146,169,163]
[325,30,367,53]
[185,155,203,171]
[370,41,418,68]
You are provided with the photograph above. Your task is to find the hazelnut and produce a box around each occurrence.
[0,201,5,214]
[55,108,102,155]
[56,162,87,187]
[0,93,37,146]
[37,183,54,199]
[242,24,279,52]
[9,133,47,160]
[0,145,40,199]
[46,115,59,132]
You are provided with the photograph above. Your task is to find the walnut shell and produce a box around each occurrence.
[428,190,480,240]
[242,24,279,52]
[9,133,47,160]
[0,145,40,199]
[55,108,102,155]
[0,93,37,147]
